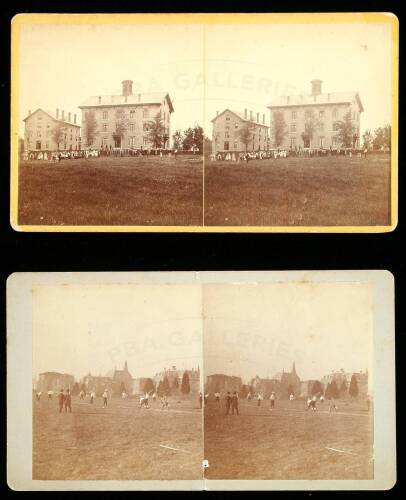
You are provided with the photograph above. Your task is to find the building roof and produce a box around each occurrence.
[211,109,269,127]
[268,92,364,112]
[79,92,174,113]
[22,108,81,128]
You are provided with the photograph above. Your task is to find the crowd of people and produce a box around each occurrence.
[210,146,369,163]
[22,146,201,162]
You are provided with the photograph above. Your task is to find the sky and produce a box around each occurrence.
[32,283,203,381]
[33,281,373,390]
[17,21,393,140]
[203,282,373,386]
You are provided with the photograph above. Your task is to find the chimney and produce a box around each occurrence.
[256,112,259,123]
[68,112,71,122]
[216,110,219,115]
[250,110,253,121]
[56,108,59,119]
[74,113,77,124]
[98,96,101,104]
[122,80,133,97]
[327,93,330,102]
[28,109,31,116]
[244,108,247,120]
[311,79,322,96]
[61,110,65,121]
[262,113,265,124]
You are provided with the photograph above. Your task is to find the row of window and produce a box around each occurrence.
[100,136,151,146]
[101,109,167,121]
[282,109,358,121]
[101,123,153,132]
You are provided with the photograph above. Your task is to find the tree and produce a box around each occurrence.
[204,135,213,154]
[324,382,332,399]
[82,110,98,148]
[311,380,323,396]
[161,376,171,396]
[238,123,255,152]
[180,371,191,395]
[330,380,339,399]
[340,379,348,397]
[271,111,288,148]
[143,378,155,394]
[373,124,391,151]
[335,111,355,148]
[112,109,129,149]
[146,112,165,148]
[193,125,204,152]
[172,129,184,149]
[362,129,373,150]
[51,122,67,151]
[157,380,164,397]
[349,374,359,398]
[182,128,195,151]
[171,377,180,393]
[301,110,319,148]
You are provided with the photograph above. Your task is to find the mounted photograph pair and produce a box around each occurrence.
[10,13,398,232]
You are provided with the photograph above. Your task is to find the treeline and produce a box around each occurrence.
[172,125,204,152]
[362,125,391,151]
[143,371,192,397]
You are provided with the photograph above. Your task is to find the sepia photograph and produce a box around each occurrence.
[7,271,395,490]
[10,13,398,232]
[30,282,204,481]
[203,281,374,480]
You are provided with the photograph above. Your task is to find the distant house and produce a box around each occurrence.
[211,108,269,153]
[273,363,301,398]
[82,361,133,396]
[23,108,80,152]
[36,371,75,392]
[205,373,242,394]
[79,80,174,149]
[268,79,363,150]
[250,375,280,397]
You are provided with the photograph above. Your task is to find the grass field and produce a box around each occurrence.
[18,155,203,226]
[33,396,203,480]
[204,154,391,226]
[204,398,373,480]
[18,154,391,227]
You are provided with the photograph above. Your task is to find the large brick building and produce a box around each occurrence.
[268,80,363,150]
[23,108,80,152]
[79,80,174,150]
[211,109,269,153]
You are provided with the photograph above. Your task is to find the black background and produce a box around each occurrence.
[0,1,404,498]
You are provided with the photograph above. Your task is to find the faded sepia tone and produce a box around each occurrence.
[32,283,204,480]
[203,282,374,480]
[7,271,396,490]
[11,13,398,232]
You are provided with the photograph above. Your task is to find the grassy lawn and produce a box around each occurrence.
[204,154,391,226]
[18,155,203,226]
[33,396,203,480]
[17,154,391,227]
[204,398,373,480]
